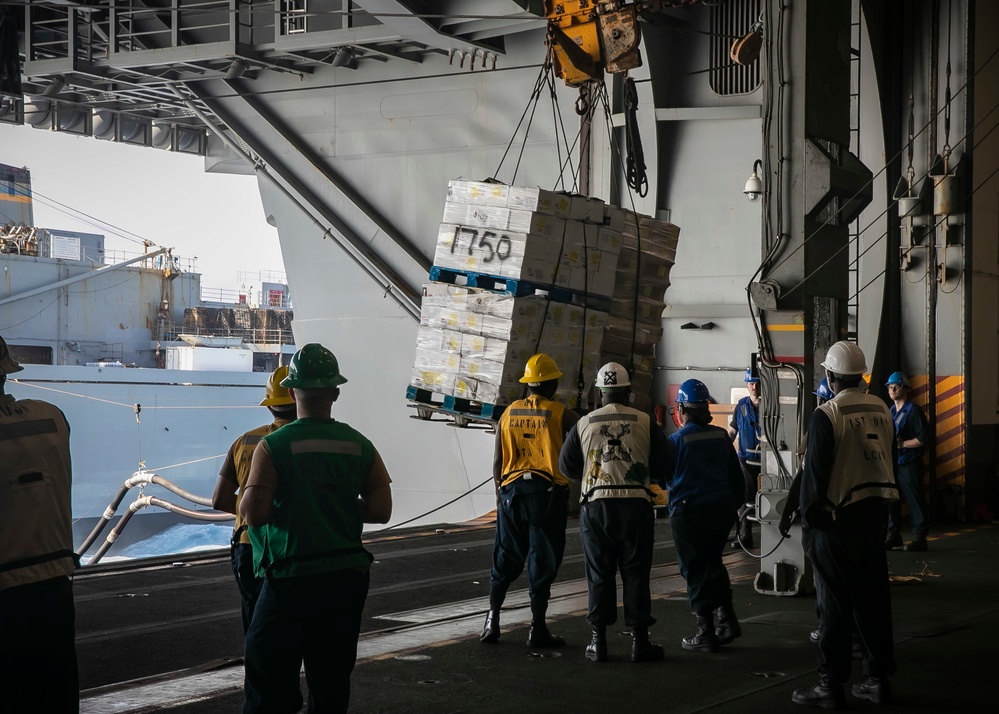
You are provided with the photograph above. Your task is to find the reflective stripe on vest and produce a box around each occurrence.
[290,439,363,455]
[253,418,374,579]
[576,404,653,503]
[498,395,568,487]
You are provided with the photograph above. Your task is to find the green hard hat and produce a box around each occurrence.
[281,343,348,389]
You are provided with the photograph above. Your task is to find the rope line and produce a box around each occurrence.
[779,109,999,300]
[764,44,999,279]
[10,380,262,410]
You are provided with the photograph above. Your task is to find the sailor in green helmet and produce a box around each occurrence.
[240,343,393,714]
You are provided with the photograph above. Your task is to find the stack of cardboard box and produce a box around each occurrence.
[410,180,678,416]
[411,285,605,409]
[600,209,680,413]
[436,180,620,297]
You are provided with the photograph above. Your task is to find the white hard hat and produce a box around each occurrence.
[596,362,630,389]
[821,341,867,376]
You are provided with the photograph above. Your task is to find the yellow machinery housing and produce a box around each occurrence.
[545,1,644,86]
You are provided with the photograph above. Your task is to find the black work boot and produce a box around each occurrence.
[631,626,665,662]
[527,622,565,648]
[480,609,500,643]
[792,673,846,709]
[584,625,607,662]
[903,535,928,552]
[884,529,903,550]
[852,676,892,704]
[715,603,742,645]
[681,613,720,653]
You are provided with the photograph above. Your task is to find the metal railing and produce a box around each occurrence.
[199,285,293,309]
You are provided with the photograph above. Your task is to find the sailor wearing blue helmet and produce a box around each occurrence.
[883,372,930,552]
[666,379,745,653]
[728,367,761,548]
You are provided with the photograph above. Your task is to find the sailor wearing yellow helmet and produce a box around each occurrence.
[211,364,297,635]
[481,353,580,648]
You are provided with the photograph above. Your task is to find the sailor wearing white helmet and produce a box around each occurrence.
[558,362,672,663]
[792,341,899,709]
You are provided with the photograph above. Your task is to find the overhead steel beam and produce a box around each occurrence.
[271,25,406,54]
[353,0,510,52]
[176,85,423,318]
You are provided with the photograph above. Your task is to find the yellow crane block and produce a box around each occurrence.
[545,1,643,86]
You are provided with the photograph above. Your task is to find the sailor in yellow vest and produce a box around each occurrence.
[558,362,673,663]
[481,353,580,647]
[0,333,79,712]
[792,341,899,709]
[212,365,297,635]
[239,344,393,714]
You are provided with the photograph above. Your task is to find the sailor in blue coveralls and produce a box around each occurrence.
[883,372,931,552]
[729,368,761,548]
[666,379,745,653]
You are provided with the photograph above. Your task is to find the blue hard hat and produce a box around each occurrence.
[813,378,834,401]
[885,371,910,388]
[677,379,711,404]
[744,368,759,384]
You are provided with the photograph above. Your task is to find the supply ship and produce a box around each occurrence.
[1,162,295,553]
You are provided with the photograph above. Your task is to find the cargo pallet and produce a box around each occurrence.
[429,265,573,300]
[405,385,505,429]
[428,266,611,311]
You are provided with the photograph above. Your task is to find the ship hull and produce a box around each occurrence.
[11,364,269,547]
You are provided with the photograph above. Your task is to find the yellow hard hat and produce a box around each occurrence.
[260,365,295,406]
[519,353,563,385]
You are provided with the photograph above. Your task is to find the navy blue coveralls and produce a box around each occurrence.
[666,422,744,615]
[800,406,898,685]
[888,400,930,538]
[730,396,761,505]
[489,474,569,621]
[558,420,672,628]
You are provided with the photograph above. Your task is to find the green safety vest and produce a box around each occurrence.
[251,417,375,579]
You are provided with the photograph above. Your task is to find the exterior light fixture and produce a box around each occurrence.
[42,75,66,97]
[224,60,247,81]
[331,48,357,69]
[744,159,763,203]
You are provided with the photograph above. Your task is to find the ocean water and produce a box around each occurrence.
[81,523,232,565]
